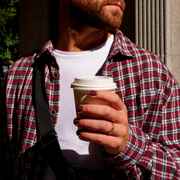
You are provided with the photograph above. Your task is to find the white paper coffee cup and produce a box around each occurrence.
[71,76,117,117]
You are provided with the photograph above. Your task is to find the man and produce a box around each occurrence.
[1,0,180,179]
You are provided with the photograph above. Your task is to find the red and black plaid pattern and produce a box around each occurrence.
[1,29,180,179]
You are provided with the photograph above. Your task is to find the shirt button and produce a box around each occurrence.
[53,72,59,79]
[50,110,56,117]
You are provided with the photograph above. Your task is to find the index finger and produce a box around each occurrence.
[90,90,126,111]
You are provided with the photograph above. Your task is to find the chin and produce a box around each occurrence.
[105,21,122,34]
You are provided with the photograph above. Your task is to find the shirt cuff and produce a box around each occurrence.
[103,125,152,170]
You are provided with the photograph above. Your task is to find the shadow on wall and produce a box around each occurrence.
[49,0,60,47]
[120,0,135,43]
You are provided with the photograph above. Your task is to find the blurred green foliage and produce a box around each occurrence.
[0,77,3,87]
[0,0,19,65]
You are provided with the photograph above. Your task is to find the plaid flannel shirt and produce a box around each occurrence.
[1,29,180,180]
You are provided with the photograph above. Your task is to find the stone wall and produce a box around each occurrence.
[170,0,180,84]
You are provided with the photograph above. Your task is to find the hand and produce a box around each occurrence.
[73,90,129,155]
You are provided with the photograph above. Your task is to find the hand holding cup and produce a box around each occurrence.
[71,76,129,155]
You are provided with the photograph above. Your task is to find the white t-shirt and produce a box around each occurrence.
[43,35,114,179]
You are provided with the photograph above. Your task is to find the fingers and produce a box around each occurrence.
[76,90,127,123]
[74,118,123,136]
[79,131,123,150]
[74,119,128,154]
[74,90,129,154]
[77,103,128,124]
[77,104,120,122]
[90,90,126,111]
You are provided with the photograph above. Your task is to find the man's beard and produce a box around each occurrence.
[70,0,126,33]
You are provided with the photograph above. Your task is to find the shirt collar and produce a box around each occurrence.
[107,29,135,60]
[35,40,55,59]
[36,29,135,60]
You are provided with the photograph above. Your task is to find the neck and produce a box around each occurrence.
[55,2,111,52]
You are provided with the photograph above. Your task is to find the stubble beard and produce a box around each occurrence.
[70,0,125,33]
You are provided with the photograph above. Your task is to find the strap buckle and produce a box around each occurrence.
[39,130,58,148]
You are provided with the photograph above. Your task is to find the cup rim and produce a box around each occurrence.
[71,76,117,89]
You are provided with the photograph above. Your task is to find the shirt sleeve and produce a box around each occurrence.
[0,78,13,179]
[103,79,180,179]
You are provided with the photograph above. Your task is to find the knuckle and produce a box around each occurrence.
[110,140,121,149]
[95,134,104,144]
[104,106,112,117]
[85,104,93,113]
[119,124,128,137]
[120,128,127,137]
[82,120,88,127]
[100,121,108,131]
[113,93,120,103]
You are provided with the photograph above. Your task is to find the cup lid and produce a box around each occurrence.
[71,76,117,90]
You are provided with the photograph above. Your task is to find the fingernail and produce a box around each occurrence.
[74,118,80,125]
[77,106,83,112]
[90,90,98,96]
[76,130,81,136]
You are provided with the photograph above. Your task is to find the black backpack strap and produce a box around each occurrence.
[32,52,113,180]
[33,53,72,179]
